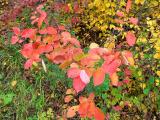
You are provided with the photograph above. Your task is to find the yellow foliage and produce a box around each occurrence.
[156,71,160,77]
[135,0,145,5]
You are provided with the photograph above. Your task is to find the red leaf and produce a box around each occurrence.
[57,25,66,31]
[39,27,57,35]
[102,59,121,75]
[37,5,47,28]
[21,43,33,58]
[115,19,125,24]
[63,4,70,13]
[24,59,33,69]
[73,77,86,93]
[47,27,57,35]
[124,68,131,76]
[116,11,124,17]
[93,68,105,86]
[126,31,136,46]
[11,36,19,44]
[123,77,130,84]
[12,27,20,35]
[67,68,81,78]
[46,53,66,64]
[21,29,37,39]
[69,38,80,47]
[126,0,132,13]
[45,44,53,53]
[129,17,138,25]
[73,2,80,13]
[113,105,122,111]
[89,48,108,56]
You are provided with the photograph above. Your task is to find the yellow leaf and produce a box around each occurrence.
[135,0,145,4]
[155,79,160,86]
[140,83,146,89]
[73,53,86,62]
[89,43,99,49]
[59,60,71,69]
[104,38,115,50]
[11,80,17,87]
[156,71,160,77]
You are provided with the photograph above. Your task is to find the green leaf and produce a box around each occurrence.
[149,76,154,85]
[3,93,15,105]
[143,87,150,95]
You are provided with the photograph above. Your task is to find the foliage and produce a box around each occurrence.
[1,0,160,119]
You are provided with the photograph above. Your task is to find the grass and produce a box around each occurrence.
[0,32,71,119]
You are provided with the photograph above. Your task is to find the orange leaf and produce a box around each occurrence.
[67,106,79,118]
[78,93,105,120]
[94,107,105,120]
[110,72,119,86]
[64,95,73,103]
[66,88,76,95]
[59,60,71,69]
[93,68,105,86]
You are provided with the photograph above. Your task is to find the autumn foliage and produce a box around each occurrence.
[10,3,137,119]
[9,0,160,119]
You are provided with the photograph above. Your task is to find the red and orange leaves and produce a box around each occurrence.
[65,93,105,119]
[78,93,105,120]
[31,4,47,28]
[67,67,90,93]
